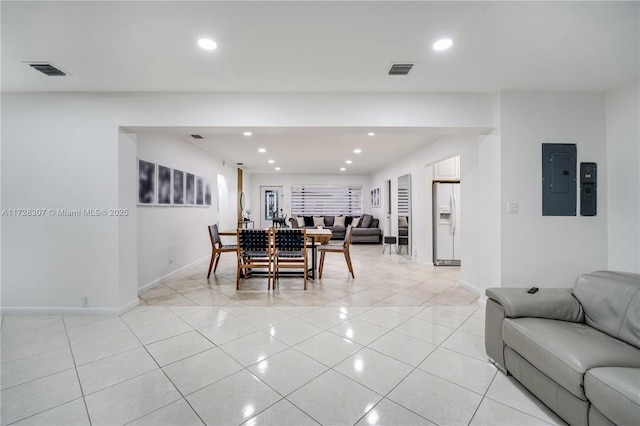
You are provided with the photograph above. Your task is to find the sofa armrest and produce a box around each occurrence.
[289,217,299,228]
[484,288,583,371]
[486,288,584,321]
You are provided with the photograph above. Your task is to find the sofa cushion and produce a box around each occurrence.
[352,227,381,236]
[351,216,362,227]
[399,216,408,228]
[295,216,305,227]
[360,214,373,228]
[573,271,640,348]
[585,367,640,426]
[503,317,640,399]
[333,216,345,227]
[324,215,335,226]
[313,216,325,227]
[303,216,314,226]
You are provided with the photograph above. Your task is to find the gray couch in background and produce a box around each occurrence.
[289,214,382,243]
[485,271,640,425]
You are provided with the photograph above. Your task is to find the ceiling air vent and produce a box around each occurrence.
[28,63,66,76]
[190,134,203,139]
[388,63,414,76]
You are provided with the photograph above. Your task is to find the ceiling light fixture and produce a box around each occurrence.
[368,132,375,136]
[346,160,352,164]
[275,167,281,171]
[340,167,346,171]
[433,38,453,51]
[197,38,218,50]
[258,148,266,153]
[354,149,362,154]
[243,131,252,136]
[268,160,275,164]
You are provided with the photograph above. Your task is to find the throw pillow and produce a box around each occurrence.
[398,216,408,228]
[303,216,314,227]
[324,215,335,226]
[352,216,362,227]
[360,214,373,228]
[333,215,346,227]
[296,216,305,227]
[313,216,325,227]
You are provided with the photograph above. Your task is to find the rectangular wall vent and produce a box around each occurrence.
[28,63,66,76]
[388,63,414,75]
[190,134,204,139]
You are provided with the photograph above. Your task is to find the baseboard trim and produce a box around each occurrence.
[1,297,140,317]
[138,255,210,293]
[460,279,488,304]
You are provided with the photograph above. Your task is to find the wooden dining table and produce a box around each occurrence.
[219,227,333,280]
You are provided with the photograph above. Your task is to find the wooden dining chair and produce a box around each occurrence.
[273,228,308,290]
[236,228,273,290]
[207,224,238,278]
[318,224,355,279]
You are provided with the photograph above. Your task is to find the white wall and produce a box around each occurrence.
[136,133,237,289]
[500,91,609,287]
[1,92,495,313]
[605,81,640,273]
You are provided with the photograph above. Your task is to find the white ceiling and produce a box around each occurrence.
[3,1,638,174]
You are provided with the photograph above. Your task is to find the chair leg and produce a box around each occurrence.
[303,257,307,290]
[207,253,215,278]
[345,251,355,279]
[319,251,326,278]
[213,253,221,273]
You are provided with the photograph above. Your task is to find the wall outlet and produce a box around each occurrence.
[82,295,89,308]
[168,258,174,265]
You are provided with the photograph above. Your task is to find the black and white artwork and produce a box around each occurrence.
[157,165,171,205]
[172,169,184,205]
[204,178,212,206]
[185,173,195,205]
[195,176,204,206]
[371,187,381,208]
[138,159,155,204]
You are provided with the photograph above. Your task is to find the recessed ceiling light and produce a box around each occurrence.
[268,160,275,164]
[433,38,453,51]
[243,131,252,136]
[340,167,346,171]
[346,160,352,164]
[197,38,217,50]
[354,149,362,154]
[258,148,266,153]
[368,132,375,136]
[275,167,281,171]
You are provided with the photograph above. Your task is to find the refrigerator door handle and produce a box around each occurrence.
[451,193,456,236]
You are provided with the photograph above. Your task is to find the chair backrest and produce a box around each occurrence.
[274,229,306,252]
[238,229,271,253]
[343,224,354,247]
[209,224,222,246]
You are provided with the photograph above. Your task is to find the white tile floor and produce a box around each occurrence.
[1,245,565,425]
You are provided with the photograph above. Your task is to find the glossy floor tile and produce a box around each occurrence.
[1,246,566,425]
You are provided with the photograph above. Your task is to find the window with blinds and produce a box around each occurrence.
[291,184,363,216]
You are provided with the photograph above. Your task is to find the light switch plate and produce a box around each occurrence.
[507,202,519,214]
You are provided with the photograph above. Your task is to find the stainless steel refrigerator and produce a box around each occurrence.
[433,182,461,266]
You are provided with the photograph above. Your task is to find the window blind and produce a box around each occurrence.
[291,184,363,216]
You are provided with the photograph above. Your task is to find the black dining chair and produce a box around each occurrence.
[236,228,273,290]
[273,228,308,290]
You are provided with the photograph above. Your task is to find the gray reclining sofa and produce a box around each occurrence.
[289,214,382,243]
[485,271,640,425]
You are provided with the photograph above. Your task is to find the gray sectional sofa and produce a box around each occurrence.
[288,214,382,243]
[485,271,640,426]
